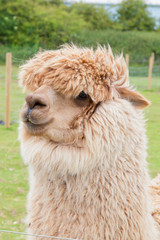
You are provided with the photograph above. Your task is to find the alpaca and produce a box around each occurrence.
[19,45,159,240]
[150,174,160,232]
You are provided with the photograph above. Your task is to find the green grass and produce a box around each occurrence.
[130,76,160,90]
[141,90,160,177]
[0,65,160,239]
[0,124,28,240]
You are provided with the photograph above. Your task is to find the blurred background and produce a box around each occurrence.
[0,0,160,239]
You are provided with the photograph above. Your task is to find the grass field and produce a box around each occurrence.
[0,124,28,240]
[0,65,160,239]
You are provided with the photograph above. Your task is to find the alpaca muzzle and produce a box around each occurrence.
[20,86,52,132]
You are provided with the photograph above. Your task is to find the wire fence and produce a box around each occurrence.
[0,230,80,240]
[129,65,160,89]
[0,54,160,125]
[129,65,160,77]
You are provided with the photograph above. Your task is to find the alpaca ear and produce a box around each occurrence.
[118,87,150,109]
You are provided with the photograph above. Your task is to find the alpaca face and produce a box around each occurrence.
[20,84,93,143]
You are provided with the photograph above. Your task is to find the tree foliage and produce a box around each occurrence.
[1,29,160,65]
[0,0,87,47]
[116,0,155,31]
[0,0,36,44]
[0,0,157,47]
[69,3,113,30]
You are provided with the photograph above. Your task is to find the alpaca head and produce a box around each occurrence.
[19,45,150,176]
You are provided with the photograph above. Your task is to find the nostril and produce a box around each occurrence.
[32,100,47,109]
[25,94,48,110]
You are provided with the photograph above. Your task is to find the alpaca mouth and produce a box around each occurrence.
[21,107,52,134]
[25,121,46,131]
[23,119,50,135]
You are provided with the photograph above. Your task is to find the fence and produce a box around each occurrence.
[0,52,160,128]
[0,230,80,240]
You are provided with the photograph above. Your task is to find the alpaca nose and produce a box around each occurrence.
[25,93,48,110]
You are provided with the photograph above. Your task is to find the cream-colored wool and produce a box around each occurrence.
[150,174,160,232]
[19,45,159,240]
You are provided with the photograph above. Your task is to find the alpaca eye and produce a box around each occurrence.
[77,91,88,100]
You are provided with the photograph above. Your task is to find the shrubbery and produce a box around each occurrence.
[71,30,160,60]
[0,0,160,65]
[0,0,87,47]
[0,0,159,47]
[74,30,160,66]
[0,29,160,65]
[69,3,113,30]
[116,0,155,31]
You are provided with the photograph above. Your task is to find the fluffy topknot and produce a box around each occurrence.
[19,45,129,103]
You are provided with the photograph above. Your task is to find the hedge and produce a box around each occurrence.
[0,30,160,66]
[71,30,160,66]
